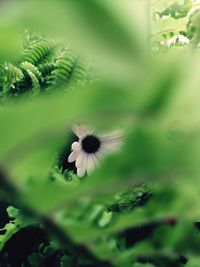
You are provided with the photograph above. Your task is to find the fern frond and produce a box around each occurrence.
[0,63,24,95]
[51,49,77,86]
[23,31,46,52]
[38,62,55,77]
[38,62,55,86]
[19,61,43,94]
[69,60,92,85]
[24,39,56,66]
[0,32,93,99]
[20,62,42,83]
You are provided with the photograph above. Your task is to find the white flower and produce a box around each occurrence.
[68,125,123,177]
[177,35,190,45]
[166,35,190,47]
[166,36,177,47]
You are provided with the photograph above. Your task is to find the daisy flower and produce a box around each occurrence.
[165,35,190,47]
[68,125,123,177]
[177,35,190,45]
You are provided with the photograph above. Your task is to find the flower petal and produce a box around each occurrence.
[101,141,121,152]
[71,142,80,151]
[72,124,91,138]
[77,167,86,177]
[95,151,103,162]
[68,151,79,163]
[76,151,86,168]
[87,154,99,175]
[100,130,123,153]
[100,130,123,141]
[77,154,87,177]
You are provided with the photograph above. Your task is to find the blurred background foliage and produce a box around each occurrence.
[0,0,200,266]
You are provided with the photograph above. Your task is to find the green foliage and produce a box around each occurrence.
[0,63,23,95]
[151,0,200,51]
[155,0,192,19]
[0,32,92,100]
[187,7,200,45]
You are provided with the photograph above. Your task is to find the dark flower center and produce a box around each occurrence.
[81,135,101,154]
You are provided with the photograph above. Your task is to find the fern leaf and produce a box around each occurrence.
[51,49,77,86]
[24,40,56,65]
[0,63,24,96]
